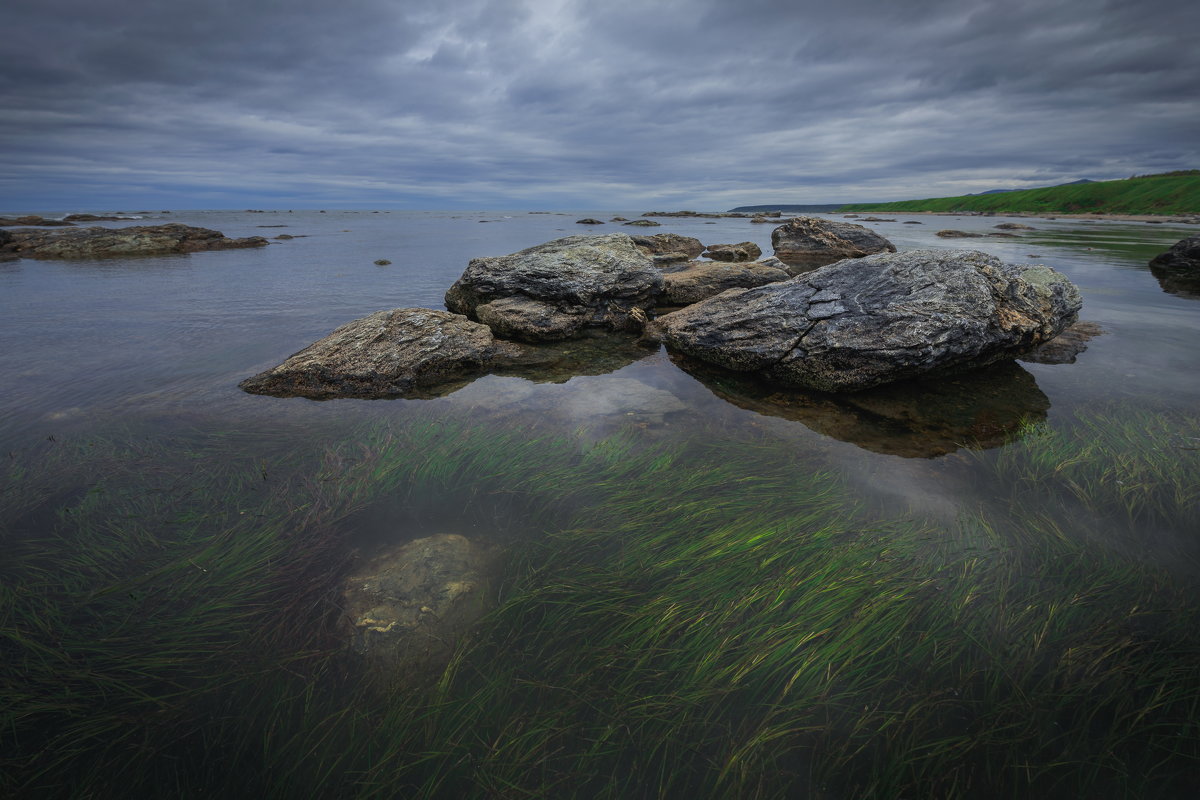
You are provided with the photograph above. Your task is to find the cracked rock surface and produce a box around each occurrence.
[653,249,1082,392]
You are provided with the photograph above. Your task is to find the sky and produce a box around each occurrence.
[3,0,1198,211]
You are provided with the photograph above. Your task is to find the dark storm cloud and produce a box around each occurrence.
[2,0,1197,209]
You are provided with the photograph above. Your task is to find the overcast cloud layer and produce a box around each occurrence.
[3,0,1198,210]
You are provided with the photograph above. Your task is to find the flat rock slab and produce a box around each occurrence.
[343,533,499,680]
[0,223,268,258]
[239,308,523,399]
[445,233,662,341]
[654,249,1082,392]
[771,216,895,271]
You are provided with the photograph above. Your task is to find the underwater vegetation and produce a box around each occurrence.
[2,407,1198,798]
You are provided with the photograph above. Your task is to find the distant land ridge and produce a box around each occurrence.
[838,172,1200,216]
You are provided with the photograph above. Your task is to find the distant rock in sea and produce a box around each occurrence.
[770,216,895,271]
[1,223,268,259]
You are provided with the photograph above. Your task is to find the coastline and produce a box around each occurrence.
[846,210,1200,224]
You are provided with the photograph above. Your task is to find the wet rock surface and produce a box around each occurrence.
[675,355,1050,458]
[661,260,789,306]
[1,223,268,259]
[240,308,524,399]
[342,533,499,680]
[770,216,895,271]
[444,233,662,341]
[631,233,705,259]
[702,241,762,262]
[654,249,1081,392]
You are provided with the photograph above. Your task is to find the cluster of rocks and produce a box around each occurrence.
[0,223,268,259]
[235,216,1089,677]
[242,216,1082,401]
[641,210,778,219]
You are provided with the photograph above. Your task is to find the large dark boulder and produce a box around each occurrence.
[444,234,662,341]
[1148,236,1200,297]
[653,249,1081,392]
[239,308,523,399]
[770,216,895,271]
[661,260,789,306]
[1,223,267,259]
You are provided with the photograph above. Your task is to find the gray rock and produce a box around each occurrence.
[936,229,985,238]
[623,219,661,227]
[654,249,1082,392]
[770,216,895,272]
[1,223,268,259]
[342,533,499,680]
[631,232,704,259]
[576,218,605,225]
[444,234,662,341]
[239,308,523,399]
[661,260,789,306]
[994,222,1035,230]
[702,241,762,262]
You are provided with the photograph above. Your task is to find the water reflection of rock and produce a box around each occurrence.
[1148,236,1200,299]
[493,331,657,384]
[672,355,1050,458]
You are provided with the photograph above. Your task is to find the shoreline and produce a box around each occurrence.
[844,209,1199,224]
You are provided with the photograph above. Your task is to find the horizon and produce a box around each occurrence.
[4,0,1198,211]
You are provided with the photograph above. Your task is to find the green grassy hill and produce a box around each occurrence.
[841,171,1200,215]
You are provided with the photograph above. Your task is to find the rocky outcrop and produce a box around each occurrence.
[0,215,74,227]
[342,534,499,680]
[1,223,268,259]
[576,218,605,225]
[239,308,523,399]
[995,222,1035,230]
[770,216,895,271]
[623,219,661,227]
[630,233,705,259]
[653,249,1082,392]
[1149,236,1200,297]
[660,260,789,306]
[444,233,662,341]
[702,241,762,262]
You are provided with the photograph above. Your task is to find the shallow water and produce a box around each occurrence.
[4,209,1200,797]
[2,210,1198,549]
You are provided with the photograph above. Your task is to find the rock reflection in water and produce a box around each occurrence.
[493,330,657,384]
[673,355,1050,458]
[1148,263,1200,299]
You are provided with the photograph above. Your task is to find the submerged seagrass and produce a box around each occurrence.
[655,249,1082,392]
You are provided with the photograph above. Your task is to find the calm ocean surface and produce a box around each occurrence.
[2,210,1198,547]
